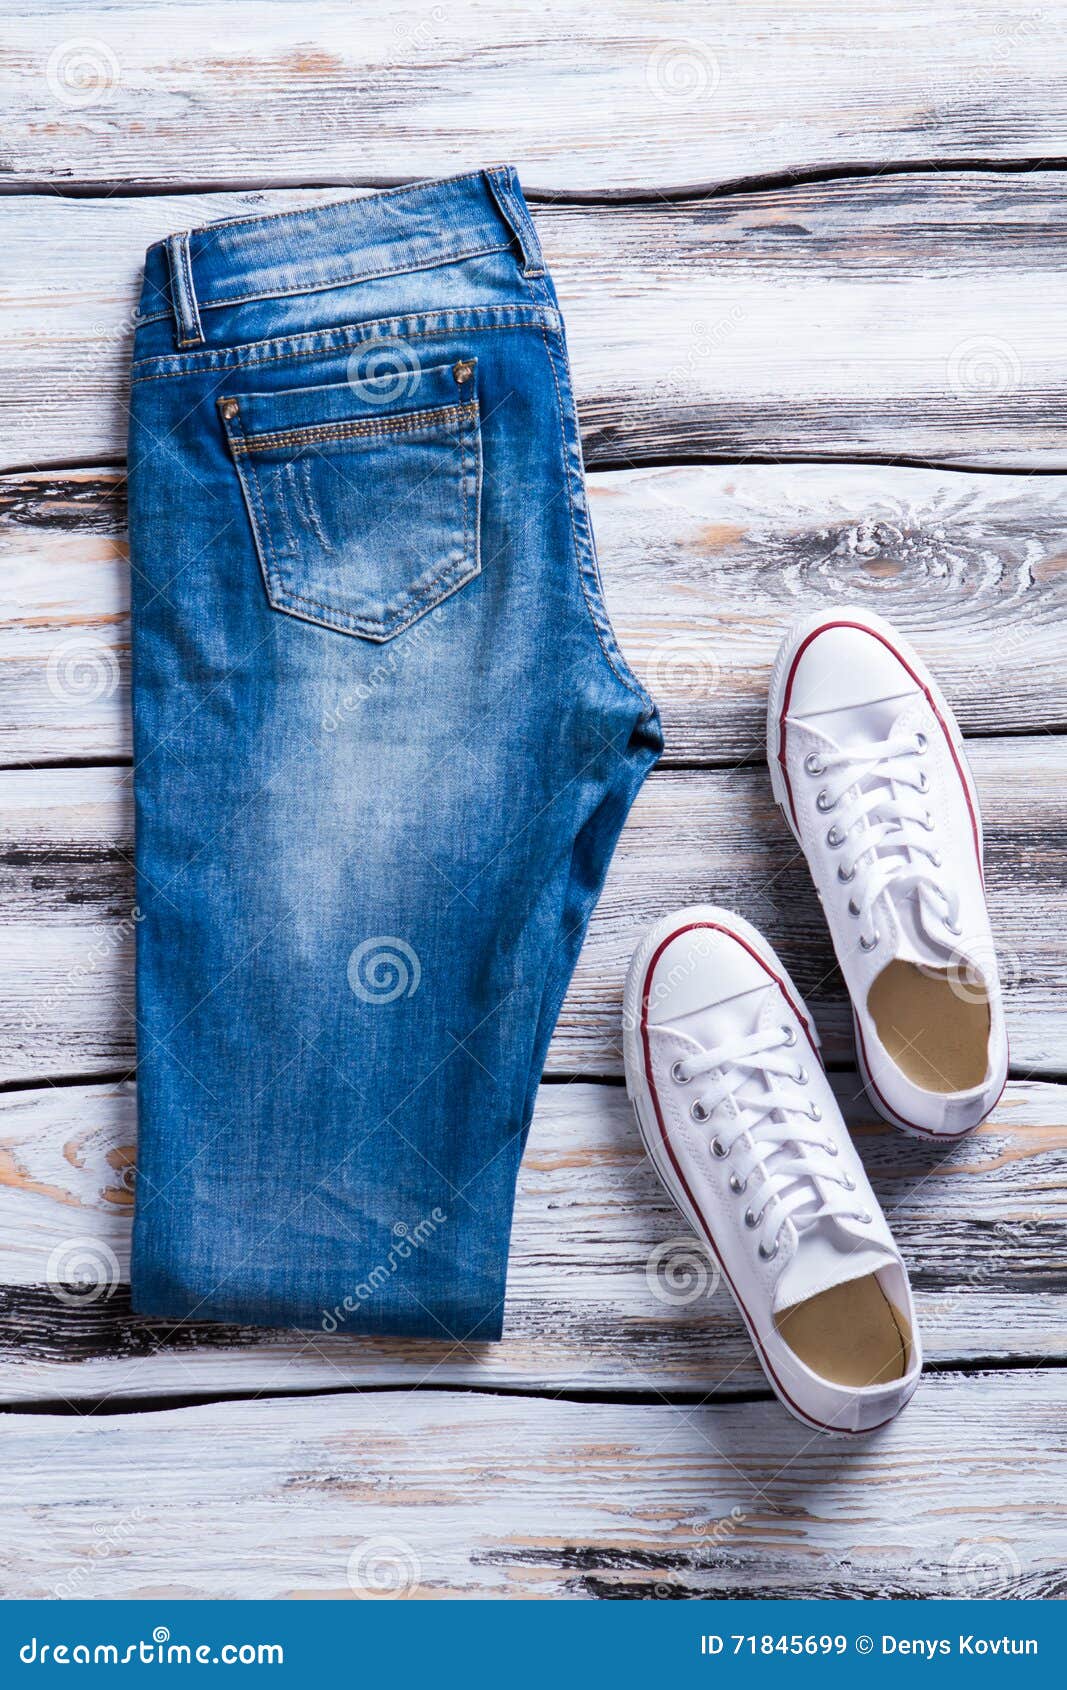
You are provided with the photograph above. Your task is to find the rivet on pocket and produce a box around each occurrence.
[218,398,239,421]
[452,360,474,385]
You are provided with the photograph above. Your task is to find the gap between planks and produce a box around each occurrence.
[9,173,1067,471]
[6,1353,1067,1420]
[5,156,1067,204]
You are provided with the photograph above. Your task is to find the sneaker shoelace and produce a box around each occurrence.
[671,1024,870,1262]
[804,730,961,952]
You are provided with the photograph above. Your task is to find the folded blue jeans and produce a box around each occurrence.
[127,168,662,1338]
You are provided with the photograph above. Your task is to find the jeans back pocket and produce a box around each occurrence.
[220,357,482,641]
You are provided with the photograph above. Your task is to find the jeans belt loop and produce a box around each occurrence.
[165,230,206,349]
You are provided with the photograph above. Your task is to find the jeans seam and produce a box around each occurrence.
[531,282,655,715]
[232,420,287,615]
[157,243,515,321]
[131,308,557,383]
[133,240,513,329]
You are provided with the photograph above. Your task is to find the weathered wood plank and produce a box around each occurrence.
[0,473,129,765]
[0,746,1060,1081]
[2,2,1062,193]
[0,1077,1061,1403]
[4,463,1065,766]
[2,1373,1063,1598]
[6,176,1067,470]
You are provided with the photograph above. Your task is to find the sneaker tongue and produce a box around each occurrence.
[773,1220,896,1315]
[807,690,917,748]
[891,899,953,969]
[665,981,771,1049]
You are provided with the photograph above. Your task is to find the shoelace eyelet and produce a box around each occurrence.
[922,810,935,831]
[691,1099,711,1123]
[917,770,929,794]
[915,732,928,753]
[860,931,880,951]
[808,1101,822,1122]
[711,1136,729,1159]
[804,752,825,776]
[671,1060,690,1085]
[758,1239,779,1262]
[859,1211,872,1225]
[816,789,835,813]
[838,863,855,883]
[825,1140,839,1158]
[780,1023,796,1047]
[848,897,861,918]
[728,1171,746,1195]
[844,1174,857,1192]
[826,824,845,849]
[744,1206,763,1230]
[945,917,963,937]
[794,1065,808,1084]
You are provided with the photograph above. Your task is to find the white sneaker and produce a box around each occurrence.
[768,607,1008,1140]
[623,907,921,1434]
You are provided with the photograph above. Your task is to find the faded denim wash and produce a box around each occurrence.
[127,168,662,1338]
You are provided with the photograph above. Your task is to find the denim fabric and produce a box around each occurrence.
[127,168,662,1338]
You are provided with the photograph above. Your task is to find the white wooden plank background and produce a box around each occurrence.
[3,1373,1063,1599]
[2,1,1064,193]
[3,463,1066,767]
[2,0,1065,1605]
[6,177,1067,472]
[0,1077,1061,1405]
[0,742,1061,1083]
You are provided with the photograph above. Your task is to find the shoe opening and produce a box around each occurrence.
[867,958,990,1093]
[774,1274,910,1387]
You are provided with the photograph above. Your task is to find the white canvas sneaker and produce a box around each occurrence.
[768,607,1008,1140]
[623,907,921,1434]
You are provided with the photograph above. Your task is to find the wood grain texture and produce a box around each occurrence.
[0,1077,1062,1403]
[6,176,1067,471]
[0,473,129,765]
[4,463,1065,766]
[0,745,1059,1083]
[1,1,1062,193]
[3,1372,1063,1598]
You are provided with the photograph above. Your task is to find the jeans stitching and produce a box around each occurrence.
[152,243,514,322]
[131,309,557,383]
[170,233,205,348]
[530,284,654,713]
[162,167,499,244]
[235,414,480,637]
[231,418,287,613]
[232,402,476,453]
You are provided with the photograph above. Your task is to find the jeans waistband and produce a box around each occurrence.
[137,166,545,348]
